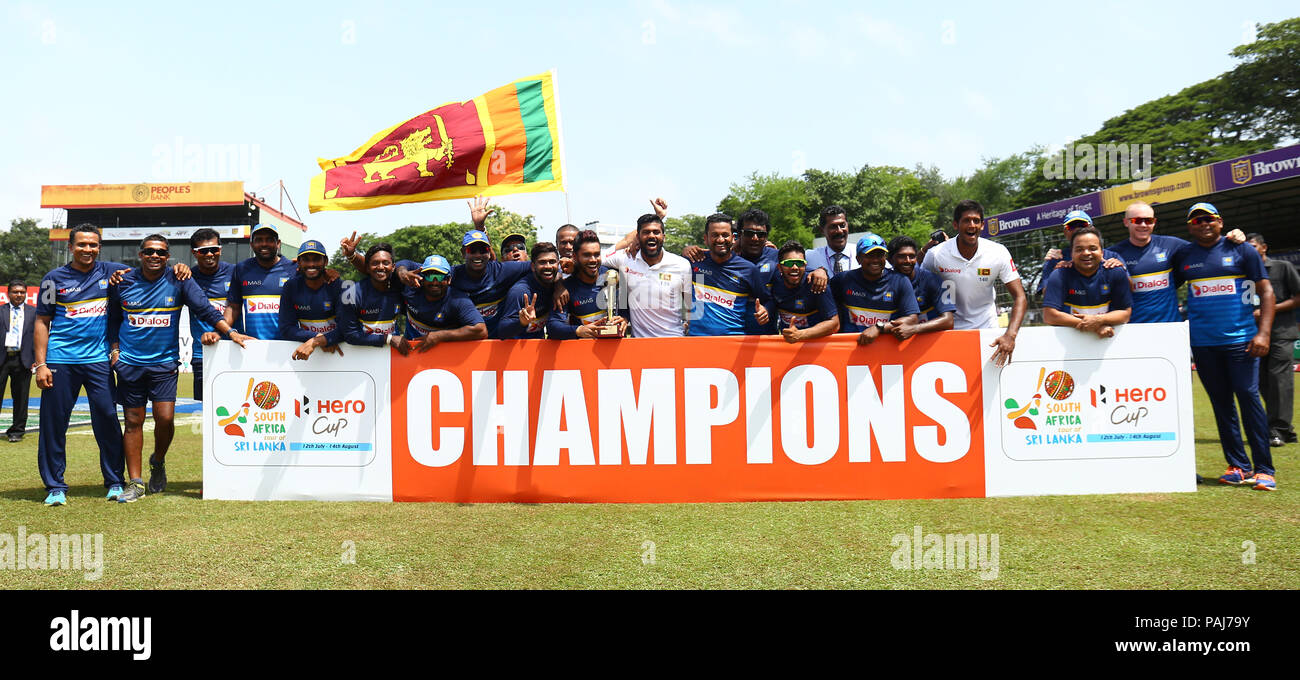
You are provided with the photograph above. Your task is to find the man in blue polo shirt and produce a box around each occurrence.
[403,255,487,349]
[225,224,298,340]
[187,227,234,400]
[339,242,409,354]
[1175,202,1276,490]
[886,235,955,340]
[769,241,839,343]
[279,240,345,360]
[109,234,250,502]
[1037,210,1125,295]
[437,230,532,337]
[499,242,577,339]
[688,213,771,336]
[34,224,132,506]
[830,233,919,345]
[561,230,629,338]
[1041,226,1133,338]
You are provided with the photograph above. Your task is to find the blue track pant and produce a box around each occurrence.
[1192,344,1273,476]
[37,362,125,492]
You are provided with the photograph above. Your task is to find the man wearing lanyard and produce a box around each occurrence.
[1,279,35,442]
[806,205,857,291]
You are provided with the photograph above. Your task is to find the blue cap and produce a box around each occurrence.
[298,240,327,257]
[1063,210,1093,228]
[420,255,451,275]
[856,232,887,255]
[462,230,490,248]
[1187,202,1220,222]
[251,223,279,237]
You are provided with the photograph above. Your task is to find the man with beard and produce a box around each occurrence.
[769,241,839,343]
[921,199,1028,366]
[1040,226,1132,338]
[885,235,955,340]
[562,230,629,338]
[601,213,693,337]
[340,242,410,354]
[225,224,299,340]
[109,235,250,502]
[830,233,919,345]
[498,242,576,339]
[1174,203,1276,490]
[187,228,234,401]
[402,254,487,349]
[441,230,532,338]
[688,214,771,336]
[279,240,345,361]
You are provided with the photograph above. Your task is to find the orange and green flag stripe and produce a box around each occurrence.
[309,71,565,213]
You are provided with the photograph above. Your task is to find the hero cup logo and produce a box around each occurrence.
[1004,368,1074,431]
[217,378,281,437]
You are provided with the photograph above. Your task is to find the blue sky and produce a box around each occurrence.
[1,1,1294,247]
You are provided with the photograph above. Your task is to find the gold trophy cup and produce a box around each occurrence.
[594,269,622,338]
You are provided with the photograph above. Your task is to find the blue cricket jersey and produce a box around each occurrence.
[688,254,770,336]
[561,267,628,328]
[36,260,128,364]
[340,279,405,346]
[741,250,778,335]
[189,261,234,361]
[449,260,532,338]
[1175,237,1268,347]
[1038,248,1124,293]
[278,276,343,345]
[1041,266,1133,317]
[227,256,298,340]
[909,267,955,322]
[498,273,574,339]
[110,269,225,366]
[403,287,484,340]
[1108,235,1188,324]
[830,269,919,333]
[770,274,837,331]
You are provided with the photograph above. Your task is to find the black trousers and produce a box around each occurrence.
[1,351,29,435]
[1259,336,1297,440]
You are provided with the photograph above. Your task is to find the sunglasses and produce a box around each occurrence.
[1127,217,1155,225]
[141,248,169,257]
[504,243,526,252]
[192,246,222,255]
[741,229,769,238]
[779,259,807,268]
[422,271,449,282]
[1190,215,1218,224]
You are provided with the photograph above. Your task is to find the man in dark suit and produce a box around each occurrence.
[1,279,36,442]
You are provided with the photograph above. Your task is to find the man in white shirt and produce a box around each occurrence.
[602,213,693,337]
[921,199,1028,366]
[1,279,35,442]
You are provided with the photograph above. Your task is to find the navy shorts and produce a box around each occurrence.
[114,362,179,408]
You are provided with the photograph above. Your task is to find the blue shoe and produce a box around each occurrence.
[1218,467,1251,486]
[1252,473,1277,491]
[106,484,124,501]
[44,490,67,506]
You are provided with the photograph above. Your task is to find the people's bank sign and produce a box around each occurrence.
[203,324,1194,502]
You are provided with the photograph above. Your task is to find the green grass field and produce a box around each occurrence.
[1,372,1296,589]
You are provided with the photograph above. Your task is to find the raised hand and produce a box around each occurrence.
[519,293,538,328]
[649,197,668,218]
[340,231,361,258]
[468,195,495,227]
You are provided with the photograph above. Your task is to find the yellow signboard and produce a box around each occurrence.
[41,181,245,208]
[1099,167,1212,216]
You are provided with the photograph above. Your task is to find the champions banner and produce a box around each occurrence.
[308,71,565,213]
[202,324,1196,502]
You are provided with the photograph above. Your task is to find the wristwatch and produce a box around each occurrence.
[874,320,887,332]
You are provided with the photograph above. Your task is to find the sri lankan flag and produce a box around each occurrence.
[309,72,565,213]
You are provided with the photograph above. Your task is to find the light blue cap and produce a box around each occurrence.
[420,255,451,274]
[1063,210,1093,228]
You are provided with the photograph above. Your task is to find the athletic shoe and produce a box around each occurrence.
[1218,467,1252,485]
[106,484,124,501]
[1252,474,1277,491]
[44,490,67,506]
[1269,436,1284,447]
[117,481,146,504]
[148,456,166,494]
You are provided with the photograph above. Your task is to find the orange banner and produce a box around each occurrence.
[391,332,986,503]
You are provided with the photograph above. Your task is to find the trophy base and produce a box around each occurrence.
[593,326,622,338]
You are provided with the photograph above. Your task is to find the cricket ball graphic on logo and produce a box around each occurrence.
[1043,370,1075,401]
[252,381,281,410]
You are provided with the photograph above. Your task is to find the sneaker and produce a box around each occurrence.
[1252,474,1277,491]
[1218,467,1252,485]
[106,484,124,501]
[117,481,146,504]
[148,456,166,494]
[1270,436,1285,447]
[44,490,67,506]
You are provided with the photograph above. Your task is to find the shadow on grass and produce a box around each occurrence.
[0,483,117,503]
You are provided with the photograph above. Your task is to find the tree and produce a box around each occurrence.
[327,208,538,279]
[0,218,56,287]
[663,214,705,255]
[716,173,816,247]
[804,165,937,244]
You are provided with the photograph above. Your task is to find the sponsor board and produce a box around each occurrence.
[203,324,1195,502]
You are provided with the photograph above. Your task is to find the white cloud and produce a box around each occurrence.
[786,25,827,60]
[854,13,910,56]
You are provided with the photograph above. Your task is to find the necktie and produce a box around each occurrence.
[833,253,844,275]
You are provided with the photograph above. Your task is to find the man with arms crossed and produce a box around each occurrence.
[921,199,1028,366]
[109,235,249,502]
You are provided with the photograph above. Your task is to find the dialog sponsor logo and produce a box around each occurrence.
[694,284,738,310]
[127,314,172,328]
[65,300,108,319]
[245,298,279,314]
[1189,279,1237,298]
[1130,271,1171,292]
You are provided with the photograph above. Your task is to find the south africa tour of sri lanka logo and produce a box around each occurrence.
[1004,367,1074,430]
[217,378,282,437]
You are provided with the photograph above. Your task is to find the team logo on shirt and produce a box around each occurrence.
[794,299,805,309]
[279,277,290,286]
[98,279,108,289]
[658,273,673,281]
[165,296,174,305]
[1221,257,1234,266]
[225,282,231,290]
[977,268,990,276]
[1155,251,1167,262]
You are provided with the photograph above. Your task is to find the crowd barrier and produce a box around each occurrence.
[202,323,1195,502]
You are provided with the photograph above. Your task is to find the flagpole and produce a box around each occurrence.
[551,67,571,226]
[564,192,572,226]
